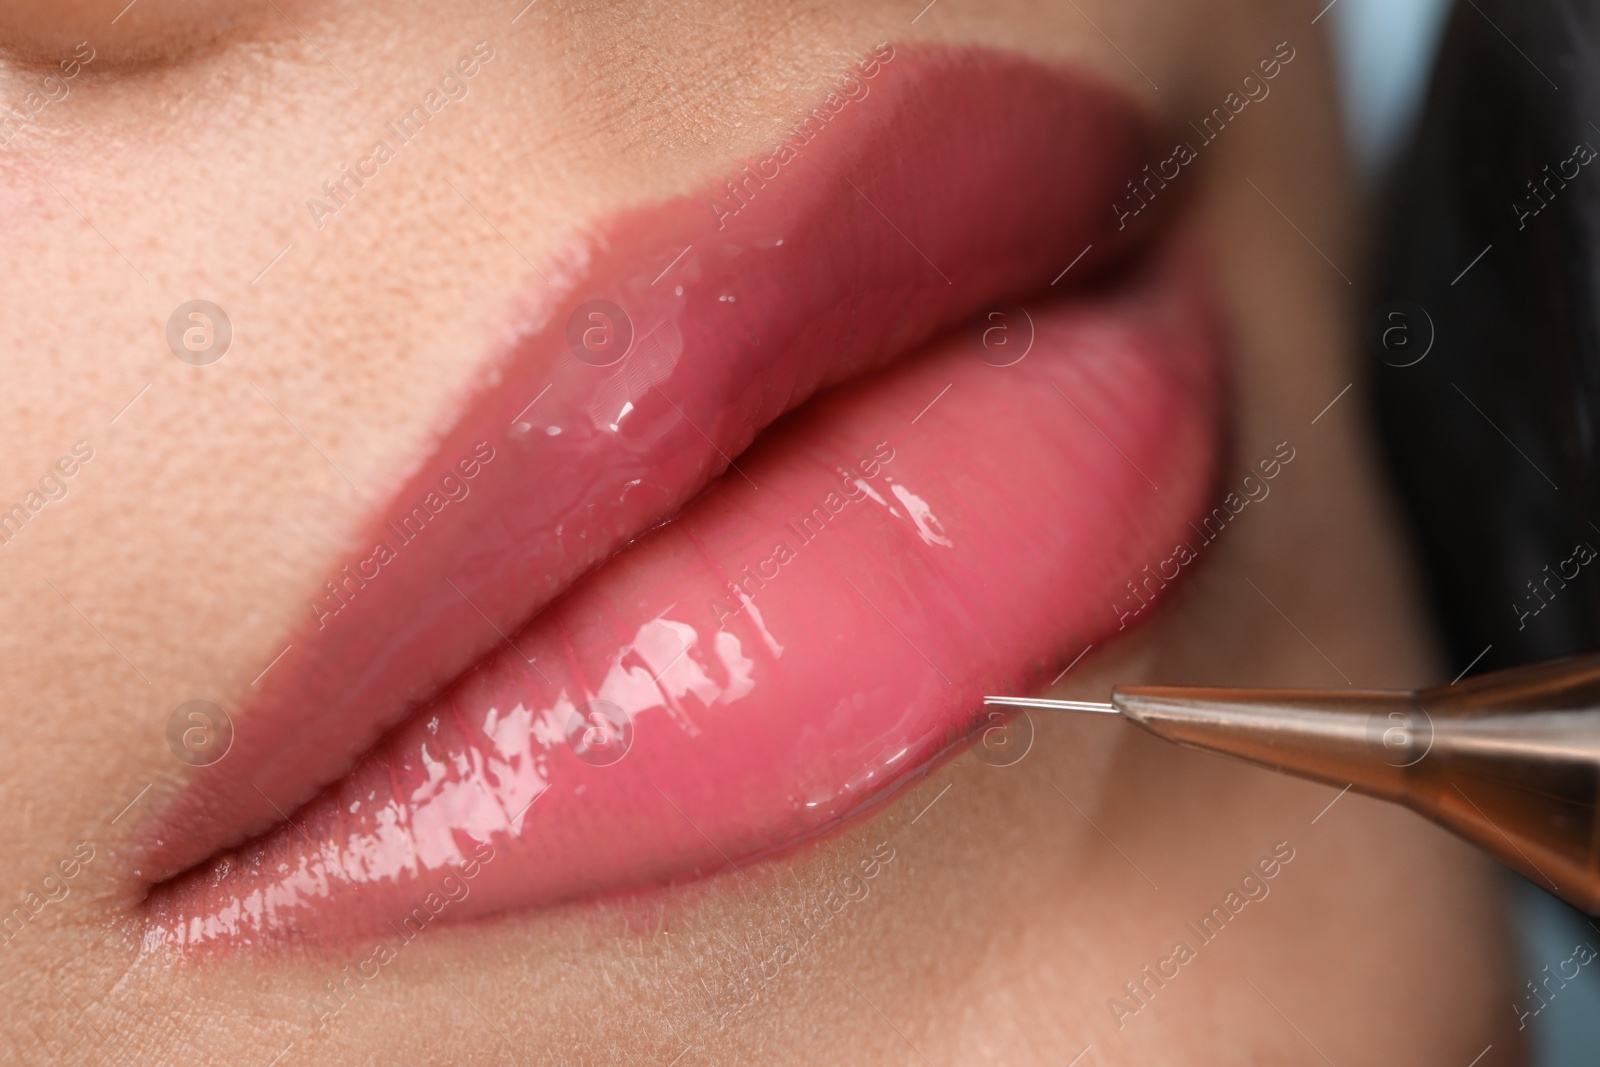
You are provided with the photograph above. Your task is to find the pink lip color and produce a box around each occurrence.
[134,44,1225,948]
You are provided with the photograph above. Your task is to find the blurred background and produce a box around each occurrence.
[1328,0,1451,184]
[1328,1,1600,1063]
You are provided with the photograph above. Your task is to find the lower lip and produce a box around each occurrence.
[143,233,1223,950]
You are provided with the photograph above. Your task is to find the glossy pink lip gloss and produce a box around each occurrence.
[132,44,1226,950]
[143,237,1223,950]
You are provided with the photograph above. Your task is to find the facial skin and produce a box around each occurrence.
[0,2,1518,1064]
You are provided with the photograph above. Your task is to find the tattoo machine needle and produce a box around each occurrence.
[986,653,1600,913]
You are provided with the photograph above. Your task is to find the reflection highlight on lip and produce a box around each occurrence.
[135,43,1226,950]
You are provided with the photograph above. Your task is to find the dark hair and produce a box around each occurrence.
[1370,0,1600,676]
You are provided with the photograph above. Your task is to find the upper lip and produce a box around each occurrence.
[128,42,1224,948]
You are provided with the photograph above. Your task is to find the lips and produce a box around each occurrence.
[132,43,1226,950]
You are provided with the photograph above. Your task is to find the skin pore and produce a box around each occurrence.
[0,1,1518,1064]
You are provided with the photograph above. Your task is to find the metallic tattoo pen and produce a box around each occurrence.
[987,653,1600,913]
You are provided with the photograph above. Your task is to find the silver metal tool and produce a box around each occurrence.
[987,653,1600,913]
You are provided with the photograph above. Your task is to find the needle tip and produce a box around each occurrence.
[983,696,1120,715]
